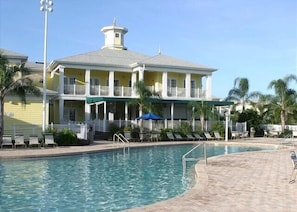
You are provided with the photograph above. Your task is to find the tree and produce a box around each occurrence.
[189,101,214,131]
[130,80,159,116]
[0,53,41,141]
[268,74,297,133]
[225,77,259,112]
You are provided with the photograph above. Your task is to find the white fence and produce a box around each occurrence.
[4,123,90,140]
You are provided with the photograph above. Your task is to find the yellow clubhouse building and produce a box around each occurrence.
[1,21,232,136]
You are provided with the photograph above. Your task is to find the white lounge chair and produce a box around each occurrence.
[14,134,26,148]
[1,135,13,149]
[29,135,41,148]
[204,132,215,140]
[44,133,57,147]
[214,131,223,140]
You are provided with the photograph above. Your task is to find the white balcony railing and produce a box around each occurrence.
[64,84,206,99]
[64,84,85,95]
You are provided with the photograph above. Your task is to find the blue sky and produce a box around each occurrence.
[0,0,296,98]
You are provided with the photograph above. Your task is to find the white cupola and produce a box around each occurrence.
[101,19,128,50]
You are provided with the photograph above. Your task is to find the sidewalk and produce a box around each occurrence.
[127,147,297,212]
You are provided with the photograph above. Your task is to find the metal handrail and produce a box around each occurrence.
[182,142,207,176]
[113,132,129,144]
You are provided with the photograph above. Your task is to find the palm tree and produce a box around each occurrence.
[0,53,41,141]
[268,74,297,133]
[189,101,214,131]
[130,80,157,116]
[225,77,259,112]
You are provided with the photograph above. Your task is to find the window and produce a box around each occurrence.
[90,78,99,86]
[168,78,177,88]
[64,76,75,85]
[115,33,119,38]
[191,80,196,89]
[64,108,76,122]
[90,78,100,95]
[64,77,75,94]
[106,79,120,86]
[114,79,119,87]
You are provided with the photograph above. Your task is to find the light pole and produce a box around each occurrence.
[40,0,53,132]
[225,111,229,141]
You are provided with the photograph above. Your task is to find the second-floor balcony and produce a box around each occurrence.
[62,84,206,99]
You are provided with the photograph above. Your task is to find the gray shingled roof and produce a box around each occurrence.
[0,48,28,62]
[137,54,216,70]
[55,48,149,67]
[53,48,216,71]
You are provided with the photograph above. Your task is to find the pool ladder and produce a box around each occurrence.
[182,142,207,176]
[113,132,129,144]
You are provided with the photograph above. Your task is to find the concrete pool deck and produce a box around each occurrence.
[1,138,296,211]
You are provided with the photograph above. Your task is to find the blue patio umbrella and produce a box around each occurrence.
[136,112,163,120]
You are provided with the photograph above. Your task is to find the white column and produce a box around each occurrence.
[171,102,174,129]
[131,72,137,96]
[59,66,64,94]
[85,69,90,95]
[85,102,90,122]
[95,103,99,120]
[139,67,144,81]
[103,101,107,131]
[206,74,212,100]
[225,112,229,141]
[109,71,114,96]
[59,99,64,123]
[185,73,191,98]
[162,72,168,97]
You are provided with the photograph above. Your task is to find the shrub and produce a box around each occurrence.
[55,129,78,146]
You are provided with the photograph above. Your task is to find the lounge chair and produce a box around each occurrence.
[166,132,175,141]
[1,135,13,149]
[240,131,249,139]
[231,131,240,139]
[193,133,203,141]
[14,134,26,148]
[289,151,297,183]
[214,131,223,140]
[186,134,195,141]
[174,133,183,141]
[29,135,41,148]
[204,132,215,140]
[44,133,57,147]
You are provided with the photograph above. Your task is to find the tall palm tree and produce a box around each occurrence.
[0,53,41,141]
[225,77,259,112]
[268,74,297,133]
[189,101,214,131]
[130,80,157,116]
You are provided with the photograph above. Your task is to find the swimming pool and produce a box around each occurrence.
[0,144,274,211]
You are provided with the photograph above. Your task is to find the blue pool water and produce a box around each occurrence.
[0,144,274,211]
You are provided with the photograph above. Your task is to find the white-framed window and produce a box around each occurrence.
[90,78,100,86]
[167,78,177,88]
[191,80,196,89]
[114,79,119,86]
[64,76,76,94]
[106,79,120,86]
[90,78,100,95]
[64,108,76,122]
[64,76,75,85]
[183,80,196,88]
